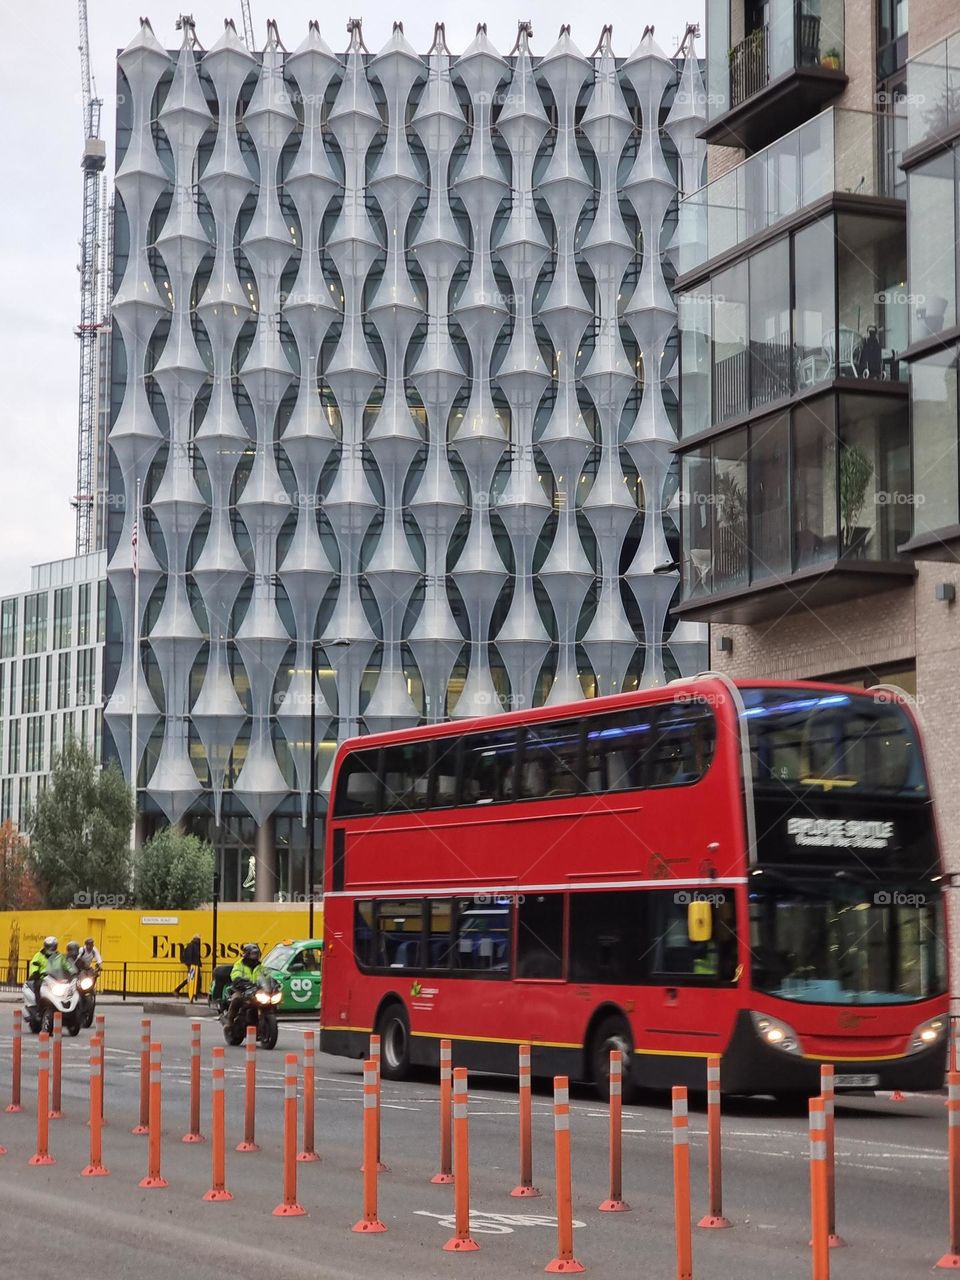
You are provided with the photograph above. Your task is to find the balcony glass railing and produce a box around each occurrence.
[706,0,845,123]
[677,107,901,276]
[906,32,960,152]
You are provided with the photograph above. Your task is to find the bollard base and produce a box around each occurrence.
[352,1218,387,1233]
[236,1140,260,1152]
[545,1257,585,1273]
[935,1255,960,1269]
[81,1163,110,1177]
[4,1104,22,1113]
[48,1110,63,1120]
[431,1171,454,1185]
[698,1213,732,1229]
[828,1234,846,1249]
[138,1175,168,1188]
[131,1124,149,1135]
[28,1154,55,1166]
[599,1197,631,1212]
[273,1202,307,1216]
[297,1150,320,1163]
[443,1236,480,1252]
[0,1144,5,1154]
[202,1187,233,1201]
[511,1184,542,1198]
[181,1132,205,1144]
[890,1089,907,1102]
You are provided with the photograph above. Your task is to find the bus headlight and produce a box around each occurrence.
[750,1010,802,1055]
[908,1016,946,1055]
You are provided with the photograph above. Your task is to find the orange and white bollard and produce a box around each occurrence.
[95,1013,106,1123]
[353,1058,386,1233]
[820,1065,844,1248]
[203,1046,233,1201]
[672,1086,693,1280]
[236,1024,259,1152]
[809,1096,830,1280]
[274,1053,306,1216]
[49,1011,63,1119]
[698,1056,730,1229]
[28,1031,54,1166]
[297,1030,319,1162]
[369,1032,388,1172]
[132,1018,150,1134]
[431,1038,453,1185]
[139,1042,167,1188]
[936,1071,960,1268]
[6,1008,22,1113]
[512,1042,541,1198]
[599,1048,629,1212]
[546,1075,583,1274]
[182,1020,204,1143]
[81,1033,108,1177]
[444,1067,479,1252]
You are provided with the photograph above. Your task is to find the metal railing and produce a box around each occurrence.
[730,25,770,109]
[0,959,191,1001]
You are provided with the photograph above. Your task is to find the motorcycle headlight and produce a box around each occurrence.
[750,1010,803,1056]
[78,975,94,992]
[49,982,70,999]
[255,990,271,1005]
[908,1016,946,1055]
[270,991,282,1004]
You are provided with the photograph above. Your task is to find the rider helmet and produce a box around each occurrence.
[42,936,58,955]
[65,941,80,960]
[241,942,261,965]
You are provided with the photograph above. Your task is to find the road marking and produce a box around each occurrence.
[415,1210,585,1235]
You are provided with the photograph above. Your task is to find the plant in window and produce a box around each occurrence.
[821,47,842,70]
[839,443,874,555]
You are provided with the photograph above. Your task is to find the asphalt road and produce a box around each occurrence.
[0,1002,951,1280]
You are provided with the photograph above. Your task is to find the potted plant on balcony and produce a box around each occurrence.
[714,468,749,582]
[839,443,874,557]
[821,47,842,70]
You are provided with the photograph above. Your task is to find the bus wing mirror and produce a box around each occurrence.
[688,901,713,943]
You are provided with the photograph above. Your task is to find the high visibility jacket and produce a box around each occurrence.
[28,950,49,978]
[230,959,262,985]
[29,951,70,979]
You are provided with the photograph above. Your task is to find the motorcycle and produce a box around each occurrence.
[77,968,98,1029]
[220,973,281,1050]
[22,972,84,1036]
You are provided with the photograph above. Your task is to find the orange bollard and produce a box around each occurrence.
[6,1008,23,1113]
[298,1030,319,1162]
[28,1031,55,1166]
[444,1067,480,1252]
[49,1011,63,1119]
[432,1038,453,1185]
[95,1013,106,1124]
[203,1046,233,1201]
[132,1018,150,1134]
[274,1053,307,1216]
[236,1024,259,1152]
[599,1048,629,1212]
[182,1020,204,1143]
[546,1075,582,1273]
[139,1042,167,1188]
[698,1056,731,1229]
[512,1042,541,1198]
[81,1033,108,1177]
[809,1096,830,1280]
[672,1086,693,1280]
[936,1071,960,1268]
[352,1058,386,1233]
[820,1065,844,1248]
[369,1032,388,1172]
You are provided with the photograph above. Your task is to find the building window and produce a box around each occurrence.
[22,657,40,715]
[22,593,47,656]
[78,583,91,646]
[7,661,17,716]
[25,717,44,773]
[908,149,958,345]
[0,599,17,659]
[912,348,959,536]
[7,719,20,774]
[0,780,11,822]
[793,401,838,568]
[57,652,72,710]
[76,647,96,707]
[96,580,106,643]
[45,655,52,712]
[53,587,72,650]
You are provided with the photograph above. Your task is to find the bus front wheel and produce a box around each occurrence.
[589,1014,639,1104]
[377,1001,411,1079]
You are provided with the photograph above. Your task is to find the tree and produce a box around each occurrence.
[134,828,214,911]
[0,820,41,910]
[28,740,134,909]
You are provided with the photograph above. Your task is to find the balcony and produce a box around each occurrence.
[677,108,904,278]
[703,0,846,151]
[675,392,915,623]
[904,31,960,160]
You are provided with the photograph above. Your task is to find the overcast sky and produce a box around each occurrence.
[0,0,702,597]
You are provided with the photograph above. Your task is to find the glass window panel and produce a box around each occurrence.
[459,729,517,805]
[333,750,382,816]
[453,896,510,974]
[375,900,423,969]
[750,415,791,580]
[381,741,430,811]
[682,449,713,599]
[908,152,957,344]
[354,900,374,968]
[516,893,563,980]
[836,213,906,382]
[518,721,584,799]
[649,890,739,982]
[426,900,455,969]
[793,218,836,392]
[711,428,749,591]
[839,395,910,560]
[649,703,716,787]
[749,239,791,409]
[430,737,459,808]
[0,600,17,660]
[679,289,712,438]
[792,400,838,569]
[568,891,648,984]
[912,348,959,535]
[584,710,657,792]
[712,261,748,424]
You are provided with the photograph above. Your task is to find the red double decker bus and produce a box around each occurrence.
[319,675,948,1097]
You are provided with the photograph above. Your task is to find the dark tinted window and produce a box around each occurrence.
[354,899,374,968]
[459,730,518,805]
[648,890,738,984]
[649,703,716,787]
[381,741,431,811]
[426,899,455,969]
[584,711,657,792]
[453,897,511,973]
[518,721,585,799]
[334,751,381,816]
[569,892,647,984]
[430,738,459,808]
[516,893,564,979]
[375,900,423,969]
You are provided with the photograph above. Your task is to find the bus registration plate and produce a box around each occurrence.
[834,1073,880,1088]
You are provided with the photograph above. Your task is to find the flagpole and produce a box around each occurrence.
[129,476,141,854]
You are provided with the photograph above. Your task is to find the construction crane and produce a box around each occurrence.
[239,0,255,48]
[73,0,107,555]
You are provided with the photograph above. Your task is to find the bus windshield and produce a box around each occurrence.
[741,687,928,797]
[749,881,946,1004]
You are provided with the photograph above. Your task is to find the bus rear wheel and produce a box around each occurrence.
[377,1002,411,1080]
[590,1014,639,1104]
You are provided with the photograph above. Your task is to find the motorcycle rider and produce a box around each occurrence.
[78,938,102,971]
[28,936,66,1001]
[63,941,81,975]
[225,943,263,1033]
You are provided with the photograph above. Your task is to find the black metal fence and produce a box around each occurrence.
[0,959,191,1000]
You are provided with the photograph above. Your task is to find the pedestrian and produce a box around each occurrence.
[174,933,202,1000]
